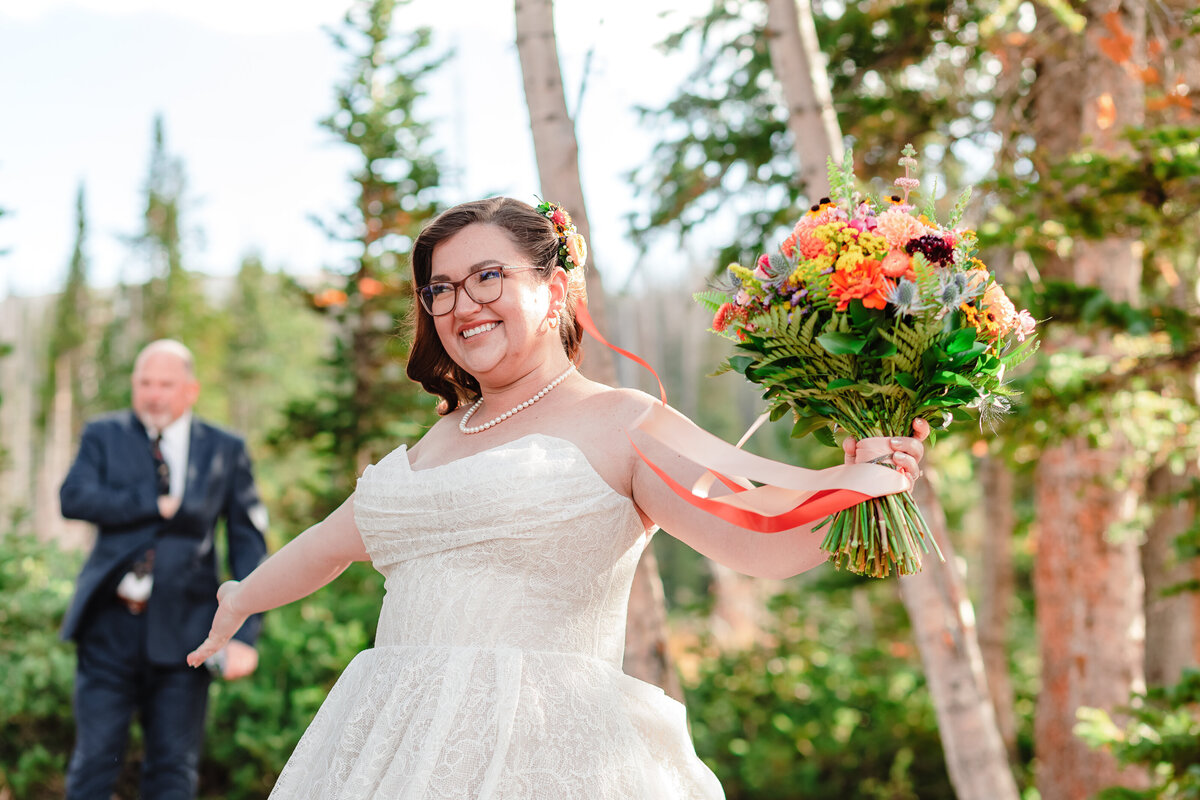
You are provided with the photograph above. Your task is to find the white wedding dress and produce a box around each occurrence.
[269,433,725,799]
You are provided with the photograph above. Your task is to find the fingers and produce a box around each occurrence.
[187,638,220,668]
[842,436,857,465]
[892,452,920,478]
[912,417,931,441]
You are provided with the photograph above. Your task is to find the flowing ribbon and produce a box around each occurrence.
[574,300,909,533]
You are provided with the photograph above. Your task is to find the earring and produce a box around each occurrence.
[548,315,559,330]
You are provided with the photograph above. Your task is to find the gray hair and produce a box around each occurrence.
[133,339,196,377]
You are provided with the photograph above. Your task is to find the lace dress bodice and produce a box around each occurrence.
[269,434,724,799]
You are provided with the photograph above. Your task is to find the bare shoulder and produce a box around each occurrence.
[572,381,659,423]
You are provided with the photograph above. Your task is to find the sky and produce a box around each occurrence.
[0,0,710,300]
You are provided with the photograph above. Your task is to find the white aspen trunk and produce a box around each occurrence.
[900,477,1022,800]
[767,5,1019,792]
[764,0,843,197]
[37,355,92,549]
[514,0,678,699]
[513,0,615,387]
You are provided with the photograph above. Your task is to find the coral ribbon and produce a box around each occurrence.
[575,300,907,533]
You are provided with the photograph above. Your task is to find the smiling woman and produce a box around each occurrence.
[184,196,929,799]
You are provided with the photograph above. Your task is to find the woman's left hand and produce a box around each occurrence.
[842,418,931,487]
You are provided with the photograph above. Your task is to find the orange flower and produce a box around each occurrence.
[981,283,1018,337]
[880,248,913,279]
[358,276,385,298]
[313,288,348,308]
[712,302,734,332]
[828,258,894,311]
[780,232,798,258]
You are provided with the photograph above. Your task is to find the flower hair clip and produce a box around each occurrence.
[535,200,587,271]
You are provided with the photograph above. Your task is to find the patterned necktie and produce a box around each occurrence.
[151,433,170,497]
[133,433,169,581]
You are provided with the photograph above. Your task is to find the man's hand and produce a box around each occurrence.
[157,495,182,519]
[221,639,259,680]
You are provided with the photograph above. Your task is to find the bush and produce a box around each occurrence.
[682,581,954,800]
[0,531,81,798]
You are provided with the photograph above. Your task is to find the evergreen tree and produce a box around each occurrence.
[39,183,92,433]
[137,115,201,341]
[274,0,444,509]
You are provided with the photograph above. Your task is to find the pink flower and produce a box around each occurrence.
[754,254,771,279]
[1014,309,1037,342]
[551,208,567,226]
[875,208,926,250]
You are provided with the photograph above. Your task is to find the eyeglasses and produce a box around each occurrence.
[417,265,540,317]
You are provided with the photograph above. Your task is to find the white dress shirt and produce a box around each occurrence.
[154,411,191,499]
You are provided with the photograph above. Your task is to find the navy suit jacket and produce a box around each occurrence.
[60,410,268,666]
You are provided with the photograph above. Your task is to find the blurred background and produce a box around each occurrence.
[1,0,1198,798]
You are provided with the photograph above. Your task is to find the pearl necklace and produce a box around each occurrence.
[459,365,576,434]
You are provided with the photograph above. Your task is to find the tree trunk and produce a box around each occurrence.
[1142,462,1197,686]
[513,0,615,388]
[976,454,1020,762]
[1029,3,1150,796]
[514,0,679,699]
[764,0,843,197]
[767,4,1019,790]
[899,477,1021,800]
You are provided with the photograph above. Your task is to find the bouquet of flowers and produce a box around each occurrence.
[697,146,1038,577]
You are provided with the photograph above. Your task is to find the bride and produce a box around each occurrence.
[188,197,928,799]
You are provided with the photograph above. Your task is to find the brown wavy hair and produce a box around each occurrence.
[406,197,587,414]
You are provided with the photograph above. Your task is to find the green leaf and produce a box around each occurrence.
[791,415,828,439]
[769,403,790,422]
[729,355,755,374]
[827,378,858,390]
[693,289,730,313]
[894,372,917,390]
[816,332,867,355]
[812,425,839,448]
[945,327,978,354]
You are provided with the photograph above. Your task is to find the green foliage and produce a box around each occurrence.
[273,0,443,510]
[199,563,384,799]
[982,126,1200,259]
[0,532,82,798]
[683,584,954,799]
[38,183,91,433]
[630,0,996,271]
[1077,669,1200,800]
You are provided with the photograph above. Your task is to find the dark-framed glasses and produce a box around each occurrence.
[417,265,540,316]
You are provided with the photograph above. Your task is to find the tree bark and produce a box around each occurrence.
[1142,462,1197,686]
[900,477,1021,800]
[513,0,615,387]
[976,454,1020,762]
[767,4,1019,791]
[514,0,679,699]
[1029,3,1150,796]
[764,0,843,197]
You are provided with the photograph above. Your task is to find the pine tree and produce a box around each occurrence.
[274,0,443,508]
[39,183,92,434]
[137,115,201,341]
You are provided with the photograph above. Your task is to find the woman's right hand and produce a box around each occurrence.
[187,580,249,668]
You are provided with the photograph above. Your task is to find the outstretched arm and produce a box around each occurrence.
[630,404,928,580]
[186,495,368,668]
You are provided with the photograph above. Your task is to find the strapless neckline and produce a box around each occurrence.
[401,433,626,502]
